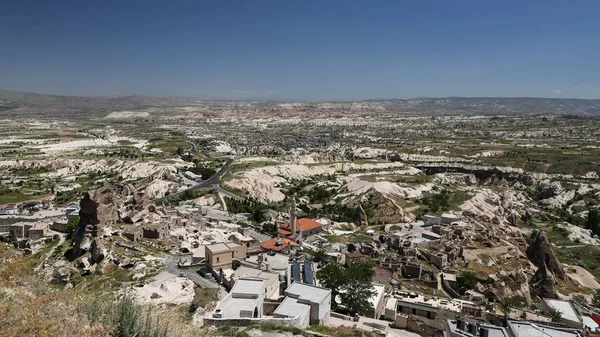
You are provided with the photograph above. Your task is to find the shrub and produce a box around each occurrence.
[85,293,168,337]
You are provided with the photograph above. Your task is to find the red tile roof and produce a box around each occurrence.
[278,229,292,236]
[281,218,323,232]
[345,251,365,259]
[260,237,300,252]
[373,266,392,276]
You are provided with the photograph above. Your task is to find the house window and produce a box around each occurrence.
[216,257,220,263]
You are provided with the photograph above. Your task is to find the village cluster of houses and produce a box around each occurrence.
[176,201,599,336]
[0,199,54,216]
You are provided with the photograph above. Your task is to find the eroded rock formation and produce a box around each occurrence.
[73,186,120,262]
[526,231,565,280]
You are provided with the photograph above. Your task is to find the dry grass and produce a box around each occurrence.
[0,243,109,337]
[0,243,210,337]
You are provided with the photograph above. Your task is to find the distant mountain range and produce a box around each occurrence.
[1,89,600,116]
[0,90,182,115]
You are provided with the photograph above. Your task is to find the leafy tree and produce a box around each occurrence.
[261,222,278,237]
[317,261,376,316]
[571,294,588,307]
[189,165,216,180]
[456,271,479,295]
[422,190,450,213]
[317,263,347,305]
[586,209,600,236]
[66,216,80,240]
[498,297,516,324]
[312,249,327,263]
[548,307,563,323]
[592,290,600,308]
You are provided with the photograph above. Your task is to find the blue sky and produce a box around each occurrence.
[1,0,599,100]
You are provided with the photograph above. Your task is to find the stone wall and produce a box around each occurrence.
[407,316,445,337]
[442,279,461,298]
[263,300,281,315]
[203,316,299,328]
[331,312,356,321]
[1,217,55,226]
[404,278,439,289]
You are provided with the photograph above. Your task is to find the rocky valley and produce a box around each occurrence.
[1,92,600,337]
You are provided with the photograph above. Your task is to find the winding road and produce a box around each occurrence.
[155,157,240,203]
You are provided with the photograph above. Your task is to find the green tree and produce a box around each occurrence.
[317,261,376,316]
[592,290,600,308]
[312,249,327,263]
[498,297,516,325]
[456,271,479,295]
[548,307,563,323]
[571,294,588,307]
[66,216,79,240]
[317,263,347,306]
[586,209,600,236]
[261,222,278,237]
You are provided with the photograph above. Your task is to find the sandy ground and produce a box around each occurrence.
[134,271,195,305]
[105,110,150,119]
[343,177,434,199]
[0,158,188,181]
[566,266,600,289]
[463,246,511,262]
[556,223,600,245]
[33,139,113,153]
[145,179,180,199]
[225,161,422,203]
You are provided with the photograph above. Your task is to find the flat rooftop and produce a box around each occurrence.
[447,320,508,337]
[369,284,386,309]
[443,272,457,282]
[543,298,581,324]
[386,297,398,311]
[206,242,241,253]
[246,253,290,274]
[215,295,260,318]
[286,282,330,304]
[231,278,265,296]
[274,297,311,320]
[508,321,583,337]
[233,266,279,282]
[395,292,462,312]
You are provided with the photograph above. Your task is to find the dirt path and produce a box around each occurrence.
[35,233,66,272]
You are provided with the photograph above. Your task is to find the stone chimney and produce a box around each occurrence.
[290,197,297,234]
[257,254,263,269]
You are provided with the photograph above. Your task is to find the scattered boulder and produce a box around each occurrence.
[51,266,78,285]
[530,263,559,298]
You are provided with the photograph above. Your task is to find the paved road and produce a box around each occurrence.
[164,257,219,289]
[214,184,244,201]
[155,157,240,202]
[189,158,235,191]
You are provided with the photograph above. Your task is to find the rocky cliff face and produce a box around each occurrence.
[73,186,122,262]
[526,231,566,280]
[530,263,559,298]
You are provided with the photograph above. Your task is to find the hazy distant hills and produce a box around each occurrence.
[369,97,600,116]
[1,89,600,116]
[0,90,183,116]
